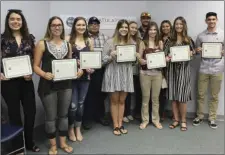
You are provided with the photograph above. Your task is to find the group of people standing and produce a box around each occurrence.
[1,9,224,155]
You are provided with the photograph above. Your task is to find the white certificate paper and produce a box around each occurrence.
[116,44,136,62]
[146,52,166,69]
[52,59,77,81]
[170,45,190,62]
[80,52,102,69]
[202,42,222,59]
[2,55,32,79]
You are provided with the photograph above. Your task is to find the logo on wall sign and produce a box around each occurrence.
[66,17,75,28]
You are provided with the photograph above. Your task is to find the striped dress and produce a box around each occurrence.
[101,38,134,92]
[165,40,194,102]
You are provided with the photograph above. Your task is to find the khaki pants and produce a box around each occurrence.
[140,73,162,124]
[197,73,223,121]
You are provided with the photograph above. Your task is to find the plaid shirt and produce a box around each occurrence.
[138,26,145,39]
[89,32,109,48]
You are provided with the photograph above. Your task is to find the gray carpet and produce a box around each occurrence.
[29,118,224,154]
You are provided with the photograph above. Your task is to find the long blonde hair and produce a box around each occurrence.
[171,16,191,45]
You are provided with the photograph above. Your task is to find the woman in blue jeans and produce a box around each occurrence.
[66,17,94,142]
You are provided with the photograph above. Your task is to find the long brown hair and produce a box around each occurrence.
[171,16,191,45]
[112,19,130,44]
[143,21,160,47]
[69,17,89,46]
[159,20,172,40]
[44,16,65,41]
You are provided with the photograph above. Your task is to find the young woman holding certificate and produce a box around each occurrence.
[102,19,134,136]
[1,9,39,154]
[165,16,195,131]
[34,16,77,154]
[66,17,94,142]
[137,21,164,130]
[123,21,142,123]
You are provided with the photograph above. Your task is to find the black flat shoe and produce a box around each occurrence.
[27,145,40,152]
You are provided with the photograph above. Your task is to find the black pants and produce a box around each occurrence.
[133,75,142,116]
[1,78,36,154]
[124,93,131,117]
[159,88,167,118]
[83,68,107,123]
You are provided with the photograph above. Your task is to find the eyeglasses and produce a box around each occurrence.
[50,24,63,28]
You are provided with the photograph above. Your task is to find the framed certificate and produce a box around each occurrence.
[93,47,103,52]
[146,52,166,69]
[116,44,136,62]
[170,45,190,62]
[2,55,32,79]
[80,51,102,69]
[202,42,222,59]
[52,59,77,81]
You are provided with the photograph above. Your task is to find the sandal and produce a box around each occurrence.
[27,145,40,152]
[169,120,180,129]
[48,144,57,155]
[139,123,148,130]
[60,144,73,154]
[119,126,128,134]
[180,122,188,131]
[113,127,121,136]
[153,122,163,129]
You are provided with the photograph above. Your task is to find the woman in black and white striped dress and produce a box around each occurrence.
[165,16,195,131]
[102,19,135,136]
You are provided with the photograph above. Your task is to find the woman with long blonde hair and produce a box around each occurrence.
[102,19,135,136]
[165,16,195,131]
[123,21,142,123]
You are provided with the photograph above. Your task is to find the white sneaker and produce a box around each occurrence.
[127,115,134,121]
[123,117,129,123]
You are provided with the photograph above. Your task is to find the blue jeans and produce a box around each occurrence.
[68,80,90,127]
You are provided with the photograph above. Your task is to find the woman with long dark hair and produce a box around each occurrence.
[66,17,94,142]
[137,21,164,130]
[1,9,39,154]
[159,20,172,121]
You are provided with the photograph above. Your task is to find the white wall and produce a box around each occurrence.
[50,1,225,116]
[145,1,224,115]
[1,1,224,127]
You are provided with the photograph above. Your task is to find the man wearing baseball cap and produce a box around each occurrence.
[138,12,151,38]
[82,16,110,130]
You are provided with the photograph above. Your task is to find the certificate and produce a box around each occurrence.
[93,47,103,52]
[80,52,102,69]
[170,45,190,62]
[52,59,77,81]
[146,52,166,69]
[202,42,222,59]
[2,55,32,79]
[116,44,136,62]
